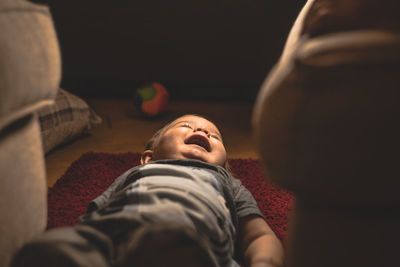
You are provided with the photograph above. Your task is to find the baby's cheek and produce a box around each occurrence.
[216,151,227,166]
[154,141,179,160]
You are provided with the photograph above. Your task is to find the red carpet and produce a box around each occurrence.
[47,152,294,242]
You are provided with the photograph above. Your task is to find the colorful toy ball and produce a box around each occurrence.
[133,82,169,117]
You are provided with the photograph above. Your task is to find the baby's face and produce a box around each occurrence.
[151,115,227,167]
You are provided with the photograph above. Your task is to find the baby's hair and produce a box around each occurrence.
[144,127,165,151]
[144,114,232,172]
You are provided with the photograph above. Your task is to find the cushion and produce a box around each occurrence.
[37,89,102,154]
[0,0,61,132]
[252,0,400,205]
[0,1,60,266]
[0,115,48,267]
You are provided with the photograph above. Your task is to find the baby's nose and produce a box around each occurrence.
[195,127,209,136]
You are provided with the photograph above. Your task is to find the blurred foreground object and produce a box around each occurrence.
[252,0,400,266]
[0,0,61,266]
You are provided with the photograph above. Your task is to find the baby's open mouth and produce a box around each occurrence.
[185,134,211,152]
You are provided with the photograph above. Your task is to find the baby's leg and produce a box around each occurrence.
[10,224,112,267]
[118,223,219,267]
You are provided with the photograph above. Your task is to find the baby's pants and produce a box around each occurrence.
[11,175,239,267]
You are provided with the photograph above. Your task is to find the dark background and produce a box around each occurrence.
[49,0,306,101]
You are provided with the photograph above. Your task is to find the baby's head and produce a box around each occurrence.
[141,114,227,168]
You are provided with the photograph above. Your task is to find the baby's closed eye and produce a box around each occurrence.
[181,122,193,129]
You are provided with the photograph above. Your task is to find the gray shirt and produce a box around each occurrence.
[81,159,263,266]
[85,159,263,231]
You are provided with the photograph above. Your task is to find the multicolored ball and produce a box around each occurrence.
[133,82,169,117]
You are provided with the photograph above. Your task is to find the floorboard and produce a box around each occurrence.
[45,99,260,187]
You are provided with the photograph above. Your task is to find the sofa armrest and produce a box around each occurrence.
[0,0,61,266]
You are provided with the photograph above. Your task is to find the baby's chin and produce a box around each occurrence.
[181,151,225,167]
[181,151,208,162]
[153,150,224,167]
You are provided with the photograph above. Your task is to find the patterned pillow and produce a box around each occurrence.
[37,89,102,154]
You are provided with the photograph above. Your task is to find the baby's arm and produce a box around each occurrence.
[239,215,284,267]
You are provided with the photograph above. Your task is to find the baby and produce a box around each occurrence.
[12,114,283,267]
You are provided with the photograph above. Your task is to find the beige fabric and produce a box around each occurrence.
[252,0,400,205]
[252,0,400,266]
[0,0,61,131]
[0,115,47,267]
[254,29,400,205]
[37,89,102,154]
[0,0,61,266]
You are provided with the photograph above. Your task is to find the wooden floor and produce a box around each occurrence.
[45,99,260,187]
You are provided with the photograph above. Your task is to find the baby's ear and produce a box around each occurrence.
[140,150,153,164]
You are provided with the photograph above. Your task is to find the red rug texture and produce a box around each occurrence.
[47,152,294,242]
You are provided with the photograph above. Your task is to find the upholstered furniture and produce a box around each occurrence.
[253,0,400,266]
[37,88,102,154]
[0,0,61,265]
[3,0,400,266]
